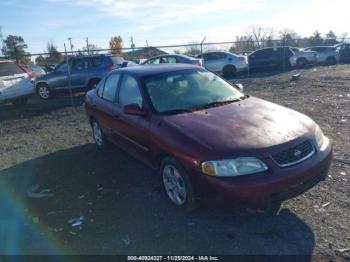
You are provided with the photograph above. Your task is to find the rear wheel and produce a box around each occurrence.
[222,65,236,77]
[37,83,51,99]
[91,119,110,150]
[160,157,198,211]
[296,58,307,68]
[12,97,28,106]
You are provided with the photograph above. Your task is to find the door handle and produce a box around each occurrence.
[113,114,119,119]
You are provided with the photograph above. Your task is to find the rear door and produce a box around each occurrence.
[93,72,121,140]
[112,74,151,163]
[70,57,91,89]
[203,52,226,73]
[340,44,350,62]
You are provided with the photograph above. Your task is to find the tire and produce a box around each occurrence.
[325,56,337,65]
[296,58,307,68]
[37,83,51,100]
[88,78,101,90]
[222,65,236,77]
[12,97,28,106]
[91,119,111,150]
[160,157,198,211]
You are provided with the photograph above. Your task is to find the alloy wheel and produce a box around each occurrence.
[92,121,103,147]
[38,85,50,99]
[162,164,187,205]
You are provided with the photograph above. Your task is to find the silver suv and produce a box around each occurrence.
[289,47,318,67]
[197,51,248,77]
[0,60,34,106]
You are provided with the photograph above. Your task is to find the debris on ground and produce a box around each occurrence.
[291,73,301,81]
[68,216,84,227]
[122,235,131,246]
[322,202,331,208]
[26,184,54,198]
[32,217,39,224]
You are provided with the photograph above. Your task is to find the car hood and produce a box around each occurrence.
[162,96,315,156]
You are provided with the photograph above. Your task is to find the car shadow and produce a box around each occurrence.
[0,144,315,256]
[0,93,85,121]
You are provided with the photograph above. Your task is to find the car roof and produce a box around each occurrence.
[117,64,201,77]
[146,54,196,60]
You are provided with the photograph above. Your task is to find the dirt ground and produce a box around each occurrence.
[0,64,349,259]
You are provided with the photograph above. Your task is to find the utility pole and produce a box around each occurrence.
[64,43,74,107]
[130,37,135,59]
[200,37,206,56]
[86,37,89,55]
[146,40,149,58]
[0,26,4,56]
[68,37,74,54]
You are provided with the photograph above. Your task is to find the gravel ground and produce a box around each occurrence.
[0,64,349,259]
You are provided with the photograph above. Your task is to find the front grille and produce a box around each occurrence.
[272,140,315,167]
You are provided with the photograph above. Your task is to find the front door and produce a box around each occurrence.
[112,74,151,164]
[70,58,90,89]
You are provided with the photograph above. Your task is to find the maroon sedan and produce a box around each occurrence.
[85,64,332,213]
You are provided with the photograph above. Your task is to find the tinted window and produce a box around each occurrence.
[55,62,68,73]
[102,73,120,102]
[72,58,90,71]
[253,49,272,58]
[91,57,104,67]
[146,58,160,65]
[162,56,177,63]
[96,79,105,97]
[118,75,142,107]
[0,63,24,77]
[206,52,226,61]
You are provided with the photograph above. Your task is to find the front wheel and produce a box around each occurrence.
[37,83,51,99]
[222,65,236,77]
[160,157,198,211]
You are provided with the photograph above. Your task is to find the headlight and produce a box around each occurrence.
[315,125,325,149]
[201,157,268,177]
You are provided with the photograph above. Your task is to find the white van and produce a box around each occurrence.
[0,60,34,106]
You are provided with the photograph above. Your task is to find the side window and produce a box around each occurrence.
[72,58,90,71]
[119,75,143,107]
[96,79,105,97]
[102,73,120,102]
[163,57,177,63]
[55,62,68,73]
[91,57,104,67]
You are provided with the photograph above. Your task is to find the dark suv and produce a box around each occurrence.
[35,55,125,99]
[248,47,295,71]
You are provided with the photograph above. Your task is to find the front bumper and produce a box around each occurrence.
[193,139,332,208]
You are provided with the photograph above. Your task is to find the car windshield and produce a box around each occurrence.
[144,69,244,114]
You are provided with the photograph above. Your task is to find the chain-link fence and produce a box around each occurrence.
[1,37,349,68]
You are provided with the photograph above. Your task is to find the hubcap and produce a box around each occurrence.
[163,165,187,205]
[38,86,50,99]
[92,122,103,146]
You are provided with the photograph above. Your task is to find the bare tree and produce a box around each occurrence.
[246,25,274,48]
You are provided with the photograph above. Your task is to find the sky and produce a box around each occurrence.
[0,0,349,54]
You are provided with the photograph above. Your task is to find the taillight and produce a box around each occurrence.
[107,64,116,72]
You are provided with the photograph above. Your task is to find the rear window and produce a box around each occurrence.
[0,63,24,77]
[110,56,124,65]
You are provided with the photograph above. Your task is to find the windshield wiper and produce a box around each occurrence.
[161,108,193,115]
[190,98,241,111]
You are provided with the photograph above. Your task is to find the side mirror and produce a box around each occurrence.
[236,83,244,92]
[123,104,147,116]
